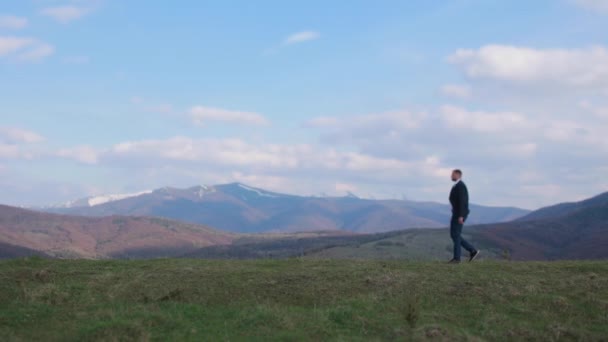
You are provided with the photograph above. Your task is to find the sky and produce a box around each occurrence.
[1,0,608,209]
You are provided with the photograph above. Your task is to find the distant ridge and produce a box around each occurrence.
[517,191,608,222]
[0,205,235,259]
[42,182,530,233]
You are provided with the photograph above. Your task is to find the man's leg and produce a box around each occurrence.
[460,237,476,255]
[450,217,462,261]
[459,217,477,254]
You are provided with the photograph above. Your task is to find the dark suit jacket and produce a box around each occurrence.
[449,181,470,219]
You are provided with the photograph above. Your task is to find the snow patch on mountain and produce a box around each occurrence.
[195,185,215,198]
[87,190,153,206]
[237,183,279,198]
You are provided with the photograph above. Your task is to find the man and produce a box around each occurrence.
[448,169,480,263]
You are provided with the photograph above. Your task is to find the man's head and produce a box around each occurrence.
[451,169,462,182]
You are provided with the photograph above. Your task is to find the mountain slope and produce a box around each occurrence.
[517,191,608,221]
[0,241,49,259]
[477,200,608,260]
[0,205,235,258]
[47,183,530,233]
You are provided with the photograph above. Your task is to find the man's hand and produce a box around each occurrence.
[458,217,464,224]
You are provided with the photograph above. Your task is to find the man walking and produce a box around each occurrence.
[449,169,479,263]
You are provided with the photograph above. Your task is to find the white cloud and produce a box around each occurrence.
[189,106,270,126]
[17,43,55,62]
[263,30,321,55]
[0,144,20,158]
[0,127,45,143]
[440,84,472,99]
[440,105,529,133]
[110,137,301,169]
[579,100,608,119]
[57,146,99,164]
[486,142,538,158]
[0,36,55,62]
[74,136,440,181]
[574,0,608,13]
[0,15,28,30]
[41,6,91,23]
[284,31,320,45]
[303,103,608,207]
[338,151,411,172]
[543,120,582,142]
[356,111,427,130]
[0,127,43,161]
[308,105,540,167]
[0,36,33,56]
[448,45,608,89]
[543,119,608,153]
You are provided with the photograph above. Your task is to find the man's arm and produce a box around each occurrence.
[458,184,468,223]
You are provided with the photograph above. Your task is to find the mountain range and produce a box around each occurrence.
[2,186,606,261]
[43,183,529,233]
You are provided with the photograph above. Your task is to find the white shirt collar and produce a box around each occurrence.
[452,179,461,187]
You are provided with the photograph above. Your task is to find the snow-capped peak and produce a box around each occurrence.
[45,190,153,209]
[86,190,153,207]
[193,185,215,198]
[237,183,279,198]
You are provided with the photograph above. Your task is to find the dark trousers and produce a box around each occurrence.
[450,216,476,261]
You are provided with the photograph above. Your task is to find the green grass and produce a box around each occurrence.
[1,258,607,341]
[307,229,503,261]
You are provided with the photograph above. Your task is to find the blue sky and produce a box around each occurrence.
[1,0,608,208]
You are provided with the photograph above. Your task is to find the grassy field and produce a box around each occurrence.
[306,229,504,261]
[1,258,607,341]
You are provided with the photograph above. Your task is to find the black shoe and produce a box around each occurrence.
[469,250,480,262]
[448,259,461,264]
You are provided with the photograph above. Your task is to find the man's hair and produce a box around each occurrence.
[453,169,463,176]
